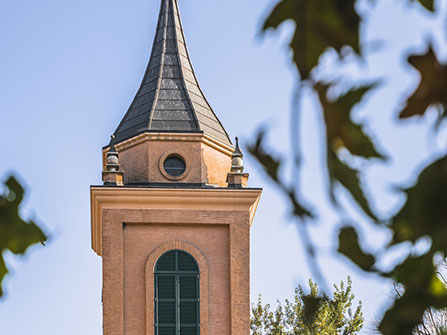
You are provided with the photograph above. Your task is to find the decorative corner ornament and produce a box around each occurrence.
[227,137,249,188]
[103,135,124,186]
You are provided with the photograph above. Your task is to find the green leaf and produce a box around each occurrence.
[390,156,447,254]
[393,253,435,290]
[381,251,447,334]
[248,130,313,218]
[379,291,447,335]
[327,150,377,220]
[287,189,313,218]
[263,0,360,79]
[247,129,281,182]
[414,0,435,11]
[0,257,6,297]
[429,275,447,297]
[314,82,381,219]
[399,45,447,118]
[315,82,383,159]
[387,155,447,331]
[338,226,375,271]
[0,176,47,297]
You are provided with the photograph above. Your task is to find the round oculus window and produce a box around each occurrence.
[163,155,186,177]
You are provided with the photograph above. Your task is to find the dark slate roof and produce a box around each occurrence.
[112,0,231,146]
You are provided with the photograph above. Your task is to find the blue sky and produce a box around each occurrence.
[0,0,446,333]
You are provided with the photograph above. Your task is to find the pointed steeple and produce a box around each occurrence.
[112,0,231,146]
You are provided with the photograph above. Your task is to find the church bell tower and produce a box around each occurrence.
[90,1,262,334]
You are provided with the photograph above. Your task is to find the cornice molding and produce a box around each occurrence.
[105,133,234,156]
[90,187,261,256]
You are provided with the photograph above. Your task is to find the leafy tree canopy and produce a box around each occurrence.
[251,277,363,335]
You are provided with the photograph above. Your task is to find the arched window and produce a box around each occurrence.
[154,250,200,335]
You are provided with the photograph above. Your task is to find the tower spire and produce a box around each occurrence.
[112,0,231,146]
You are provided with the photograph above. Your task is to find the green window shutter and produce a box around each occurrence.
[180,327,198,335]
[155,250,200,335]
[179,276,197,299]
[159,327,176,335]
[158,301,176,324]
[158,276,176,299]
[156,250,176,271]
[180,301,197,324]
[178,251,198,271]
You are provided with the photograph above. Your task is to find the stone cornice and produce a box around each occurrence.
[90,187,261,256]
[105,132,234,155]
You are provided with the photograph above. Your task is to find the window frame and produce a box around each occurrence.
[163,155,187,177]
[154,250,200,335]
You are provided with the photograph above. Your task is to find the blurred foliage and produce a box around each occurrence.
[404,259,447,334]
[251,277,363,335]
[263,0,360,80]
[0,176,47,297]
[400,46,447,119]
[315,83,383,220]
[249,0,447,334]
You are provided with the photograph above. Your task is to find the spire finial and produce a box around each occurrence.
[102,134,124,186]
[106,135,119,172]
[110,135,117,153]
[227,136,249,188]
[234,137,242,157]
[231,137,244,173]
